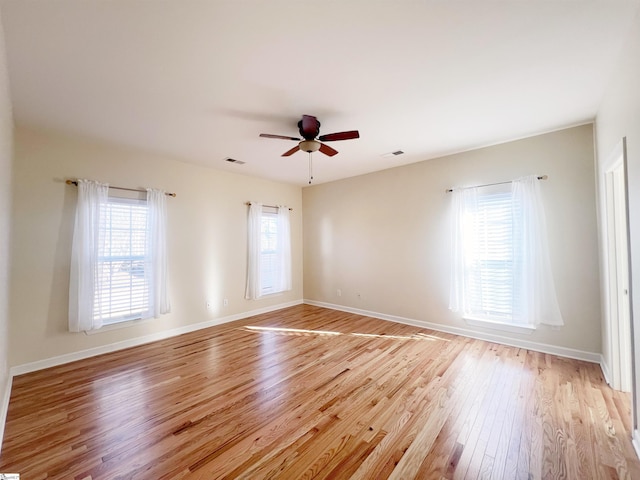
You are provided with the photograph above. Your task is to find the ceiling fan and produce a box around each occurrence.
[260,114,360,157]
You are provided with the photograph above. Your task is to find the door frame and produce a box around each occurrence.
[603,145,632,392]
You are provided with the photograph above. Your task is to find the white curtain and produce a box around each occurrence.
[512,175,564,326]
[276,206,292,293]
[448,187,477,315]
[449,176,563,327]
[245,202,263,300]
[69,179,109,332]
[146,188,170,318]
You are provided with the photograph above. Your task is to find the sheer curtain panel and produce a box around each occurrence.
[512,176,564,326]
[245,202,263,300]
[146,188,170,318]
[448,187,477,314]
[69,179,109,332]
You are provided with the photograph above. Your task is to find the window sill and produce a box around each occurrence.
[258,290,289,299]
[463,316,535,335]
[84,317,152,335]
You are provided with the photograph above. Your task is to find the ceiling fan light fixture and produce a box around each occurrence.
[299,140,321,153]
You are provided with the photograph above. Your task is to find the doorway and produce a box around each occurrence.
[604,141,632,392]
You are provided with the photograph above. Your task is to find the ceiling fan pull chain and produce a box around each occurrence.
[308,152,314,185]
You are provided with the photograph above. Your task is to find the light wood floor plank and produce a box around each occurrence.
[0,304,638,479]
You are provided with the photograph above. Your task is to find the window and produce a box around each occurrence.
[69,180,169,332]
[449,176,563,328]
[246,203,292,300]
[95,197,150,324]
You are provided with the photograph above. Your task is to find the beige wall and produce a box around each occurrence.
[9,127,303,367]
[0,8,13,443]
[595,10,640,437]
[303,124,601,354]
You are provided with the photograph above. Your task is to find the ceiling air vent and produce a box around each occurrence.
[381,150,405,158]
[225,157,246,165]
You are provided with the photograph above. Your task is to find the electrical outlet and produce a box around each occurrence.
[337,289,342,297]
[206,301,212,310]
[223,298,228,307]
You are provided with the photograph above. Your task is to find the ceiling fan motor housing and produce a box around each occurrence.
[298,116,321,140]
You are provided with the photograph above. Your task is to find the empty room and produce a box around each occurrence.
[1,1,640,479]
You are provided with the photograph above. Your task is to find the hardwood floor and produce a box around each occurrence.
[1,304,638,479]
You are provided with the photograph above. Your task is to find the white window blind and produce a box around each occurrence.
[465,190,520,322]
[95,197,150,324]
[260,209,278,296]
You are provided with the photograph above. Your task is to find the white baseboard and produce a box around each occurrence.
[0,372,12,456]
[304,300,601,364]
[10,300,303,377]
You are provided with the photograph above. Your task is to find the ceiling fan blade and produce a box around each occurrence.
[318,130,360,142]
[260,133,301,141]
[319,143,339,157]
[282,145,301,157]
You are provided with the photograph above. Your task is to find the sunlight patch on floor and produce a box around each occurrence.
[243,325,447,342]
[244,325,341,336]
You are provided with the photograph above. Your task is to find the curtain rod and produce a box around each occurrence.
[445,175,548,193]
[245,201,293,211]
[66,179,176,197]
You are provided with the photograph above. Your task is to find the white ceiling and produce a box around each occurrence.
[1,1,639,186]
